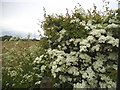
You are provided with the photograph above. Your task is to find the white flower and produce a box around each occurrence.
[52,73,56,78]
[82,72,88,78]
[41,65,46,71]
[114,39,119,47]
[87,36,96,43]
[68,66,79,75]
[90,30,101,37]
[91,44,100,52]
[90,25,97,29]
[87,20,92,26]
[86,67,95,78]
[107,23,119,28]
[95,53,107,61]
[100,75,116,88]
[80,46,88,52]
[59,28,66,34]
[98,35,107,43]
[95,24,103,28]
[55,68,61,72]
[85,26,90,30]
[109,19,116,23]
[107,39,115,45]
[59,75,66,82]
[70,19,75,23]
[75,8,86,17]
[9,70,17,77]
[113,65,117,70]
[69,38,74,42]
[59,61,63,65]
[67,77,72,82]
[65,40,70,45]
[52,65,57,70]
[57,29,66,41]
[100,29,106,34]
[80,39,88,45]
[89,29,106,37]
[58,45,61,49]
[93,60,106,73]
[80,21,86,26]
[99,82,107,88]
[62,46,67,50]
[93,60,103,69]
[33,57,41,64]
[107,38,119,47]
[35,81,41,85]
[66,54,77,63]
[73,83,82,88]
[80,54,91,62]
[73,81,86,88]
[75,18,80,23]
[74,39,81,46]
[106,35,113,40]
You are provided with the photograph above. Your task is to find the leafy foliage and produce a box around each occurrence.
[2,1,120,89]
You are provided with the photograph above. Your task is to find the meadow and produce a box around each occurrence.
[2,40,48,89]
[2,41,40,53]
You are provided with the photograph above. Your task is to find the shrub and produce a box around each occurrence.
[33,3,120,89]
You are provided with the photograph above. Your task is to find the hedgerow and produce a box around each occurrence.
[33,3,120,89]
[2,1,120,89]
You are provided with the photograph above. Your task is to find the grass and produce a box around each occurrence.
[2,41,42,67]
[2,40,44,89]
[2,41,40,53]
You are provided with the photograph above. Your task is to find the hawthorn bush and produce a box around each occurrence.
[33,4,120,89]
[2,2,120,89]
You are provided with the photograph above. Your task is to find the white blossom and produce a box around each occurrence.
[87,20,92,26]
[68,66,79,75]
[87,36,96,43]
[67,77,72,82]
[98,35,107,43]
[35,81,41,85]
[80,21,86,26]
[41,65,46,71]
[107,23,119,28]
[73,81,87,88]
[75,8,86,16]
[85,26,90,30]
[91,44,100,51]
[9,70,17,77]
[80,46,88,52]
[59,75,66,82]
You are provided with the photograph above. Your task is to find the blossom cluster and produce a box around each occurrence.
[34,23,119,88]
[33,6,119,89]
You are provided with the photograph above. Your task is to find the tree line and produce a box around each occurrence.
[0,35,39,41]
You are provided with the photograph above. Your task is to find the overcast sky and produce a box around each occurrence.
[0,0,118,39]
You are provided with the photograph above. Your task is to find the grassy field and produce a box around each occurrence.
[2,41,40,53]
[1,41,42,67]
[2,40,44,89]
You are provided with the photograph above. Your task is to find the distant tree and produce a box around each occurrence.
[0,35,13,41]
[14,36,20,41]
[32,38,39,41]
[0,35,39,41]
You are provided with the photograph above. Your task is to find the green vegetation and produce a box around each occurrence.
[2,1,120,89]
